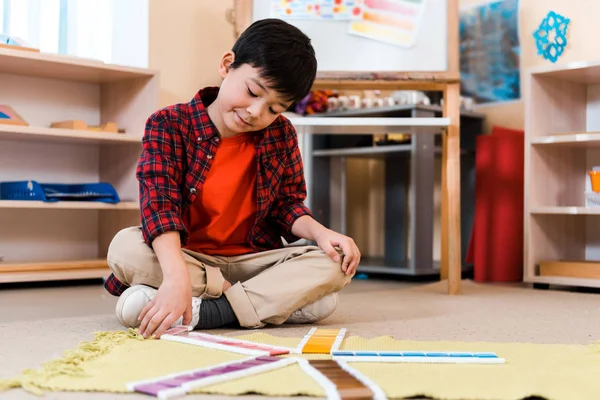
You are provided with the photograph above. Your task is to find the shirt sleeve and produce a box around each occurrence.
[272,120,313,243]
[136,110,188,247]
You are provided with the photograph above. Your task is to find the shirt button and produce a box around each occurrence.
[214,137,220,142]
[207,154,213,159]
[197,137,201,142]
[190,188,197,194]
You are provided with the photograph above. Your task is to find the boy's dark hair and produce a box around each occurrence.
[230,18,318,103]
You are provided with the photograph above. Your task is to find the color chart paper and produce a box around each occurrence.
[271,0,364,20]
[348,0,428,47]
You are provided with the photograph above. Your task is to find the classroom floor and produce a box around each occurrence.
[1,277,599,399]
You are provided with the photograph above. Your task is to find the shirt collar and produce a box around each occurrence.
[188,87,220,143]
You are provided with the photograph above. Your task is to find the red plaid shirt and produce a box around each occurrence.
[104,87,311,296]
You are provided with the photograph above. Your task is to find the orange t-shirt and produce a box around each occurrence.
[184,132,257,256]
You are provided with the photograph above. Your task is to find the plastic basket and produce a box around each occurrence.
[0,180,120,203]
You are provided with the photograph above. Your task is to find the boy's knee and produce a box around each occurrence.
[106,227,155,285]
[107,226,145,260]
[315,251,352,291]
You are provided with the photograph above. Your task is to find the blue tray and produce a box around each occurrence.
[0,180,120,203]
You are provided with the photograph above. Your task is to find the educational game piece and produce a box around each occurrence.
[309,360,376,399]
[162,326,193,336]
[160,331,294,356]
[296,358,387,400]
[336,360,388,400]
[50,119,121,133]
[331,350,505,364]
[0,105,28,126]
[296,327,347,354]
[127,356,296,399]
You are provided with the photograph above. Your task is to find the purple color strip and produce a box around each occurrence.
[256,355,280,362]
[159,376,196,386]
[192,371,216,379]
[134,382,172,396]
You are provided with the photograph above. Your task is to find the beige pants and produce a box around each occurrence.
[106,227,352,328]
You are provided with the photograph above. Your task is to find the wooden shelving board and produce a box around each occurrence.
[0,259,109,284]
[531,132,600,147]
[0,200,139,210]
[0,47,158,83]
[539,260,600,280]
[287,116,450,135]
[0,124,142,145]
[530,206,600,215]
[529,60,600,85]
[524,275,600,289]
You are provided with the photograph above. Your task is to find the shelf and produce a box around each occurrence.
[531,132,600,147]
[308,104,485,120]
[0,259,109,284]
[530,206,600,215]
[0,47,158,83]
[0,124,142,145]
[312,145,469,158]
[0,200,139,210]
[524,275,600,289]
[313,144,412,157]
[0,46,157,285]
[287,116,449,134]
[529,60,600,85]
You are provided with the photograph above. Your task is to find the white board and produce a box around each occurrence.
[252,0,448,72]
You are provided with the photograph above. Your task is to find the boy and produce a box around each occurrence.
[104,18,361,339]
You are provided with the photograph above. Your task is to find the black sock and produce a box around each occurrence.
[196,296,238,329]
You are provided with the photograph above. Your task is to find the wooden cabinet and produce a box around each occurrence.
[524,61,600,288]
[0,48,159,283]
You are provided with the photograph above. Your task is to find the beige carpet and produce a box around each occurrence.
[1,279,599,399]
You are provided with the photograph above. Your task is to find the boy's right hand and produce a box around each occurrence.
[138,273,192,339]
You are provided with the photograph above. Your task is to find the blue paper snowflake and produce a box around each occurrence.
[533,11,570,63]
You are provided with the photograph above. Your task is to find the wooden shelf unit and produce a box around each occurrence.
[0,124,142,145]
[0,259,110,284]
[0,48,158,283]
[524,61,600,288]
[0,200,140,210]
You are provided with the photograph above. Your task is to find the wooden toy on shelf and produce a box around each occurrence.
[0,106,29,126]
[50,120,122,133]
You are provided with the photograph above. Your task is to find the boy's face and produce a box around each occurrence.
[215,52,294,135]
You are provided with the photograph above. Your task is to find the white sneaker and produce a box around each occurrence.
[115,284,201,330]
[286,293,338,324]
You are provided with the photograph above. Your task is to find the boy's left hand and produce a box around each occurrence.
[315,228,361,276]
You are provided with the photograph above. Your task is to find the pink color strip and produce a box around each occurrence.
[364,0,417,16]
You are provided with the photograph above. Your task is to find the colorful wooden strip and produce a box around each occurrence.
[308,359,377,400]
[127,355,296,399]
[160,331,294,356]
[296,359,341,400]
[297,327,347,354]
[332,350,501,358]
[336,360,388,400]
[332,350,505,364]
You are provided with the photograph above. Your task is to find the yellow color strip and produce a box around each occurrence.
[301,329,342,354]
[363,11,415,31]
[350,21,413,46]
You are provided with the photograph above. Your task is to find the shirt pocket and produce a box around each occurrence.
[261,154,286,199]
